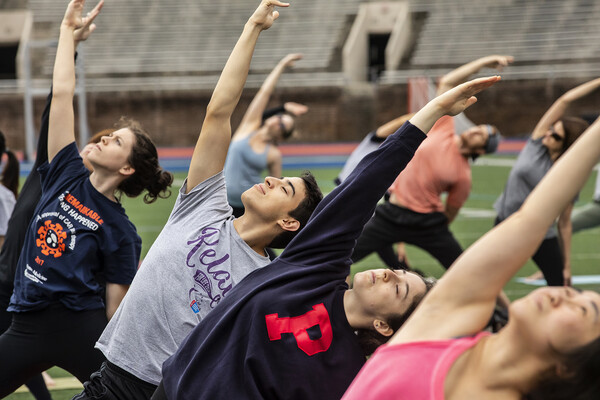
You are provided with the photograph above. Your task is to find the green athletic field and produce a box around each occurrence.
[8,156,600,399]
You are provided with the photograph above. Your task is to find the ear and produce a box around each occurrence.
[277,217,300,233]
[372,319,394,337]
[119,165,135,177]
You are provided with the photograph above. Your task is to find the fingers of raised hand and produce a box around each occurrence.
[464,76,501,95]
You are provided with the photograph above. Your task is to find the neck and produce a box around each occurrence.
[232,214,275,256]
[343,289,371,329]
[454,324,557,397]
[88,170,121,202]
[549,149,562,162]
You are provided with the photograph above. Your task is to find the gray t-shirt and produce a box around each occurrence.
[96,171,270,385]
[494,137,557,238]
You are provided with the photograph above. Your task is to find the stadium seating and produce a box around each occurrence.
[20,0,600,89]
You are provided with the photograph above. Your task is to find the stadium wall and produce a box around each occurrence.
[1,78,599,155]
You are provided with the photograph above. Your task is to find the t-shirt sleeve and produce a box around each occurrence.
[280,122,426,267]
[446,172,471,210]
[102,231,141,285]
[38,142,88,193]
[169,171,232,224]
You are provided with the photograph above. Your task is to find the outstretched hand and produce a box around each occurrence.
[410,75,500,133]
[74,0,103,43]
[435,76,501,117]
[284,102,308,116]
[249,0,290,31]
[280,53,303,68]
[481,55,514,71]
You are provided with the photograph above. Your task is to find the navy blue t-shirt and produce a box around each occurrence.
[9,142,140,312]
[161,123,426,400]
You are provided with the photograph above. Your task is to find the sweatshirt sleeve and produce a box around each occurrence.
[280,122,426,266]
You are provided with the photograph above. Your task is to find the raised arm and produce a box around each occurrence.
[186,0,289,192]
[374,113,414,139]
[531,77,600,139]
[233,53,302,140]
[394,116,600,343]
[437,55,513,96]
[47,0,103,164]
[281,76,500,265]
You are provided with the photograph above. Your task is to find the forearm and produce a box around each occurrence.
[238,59,289,132]
[52,26,76,98]
[409,101,446,134]
[533,78,600,137]
[206,22,262,119]
[105,283,129,321]
[47,24,77,162]
[438,59,487,92]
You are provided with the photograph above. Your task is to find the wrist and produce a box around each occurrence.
[60,20,77,29]
[245,19,266,33]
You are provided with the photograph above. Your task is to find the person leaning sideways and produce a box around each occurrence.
[351,55,508,271]
[494,77,600,286]
[343,113,600,400]
[0,0,173,397]
[74,2,322,400]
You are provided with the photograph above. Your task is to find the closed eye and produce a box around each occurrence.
[396,285,399,295]
[282,186,288,195]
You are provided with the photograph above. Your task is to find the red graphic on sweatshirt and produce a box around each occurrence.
[36,220,67,258]
[265,303,333,356]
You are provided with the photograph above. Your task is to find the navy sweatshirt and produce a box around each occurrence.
[161,122,427,400]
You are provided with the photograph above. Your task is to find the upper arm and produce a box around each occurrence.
[445,176,471,219]
[47,90,76,164]
[105,282,129,321]
[186,114,232,193]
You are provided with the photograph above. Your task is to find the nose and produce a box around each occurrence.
[101,136,109,144]
[265,176,282,189]
[382,270,391,282]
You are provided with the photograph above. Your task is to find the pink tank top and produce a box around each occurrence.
[342,332,490,400]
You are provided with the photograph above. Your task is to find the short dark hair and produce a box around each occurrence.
[356,276,436,356]
[559,116,589,156]
[114,117,174,204]
[526,336,600,400]
[267,171,322,248]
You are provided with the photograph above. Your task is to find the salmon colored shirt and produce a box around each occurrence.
[342,332,491,400]
[389,116,471,214]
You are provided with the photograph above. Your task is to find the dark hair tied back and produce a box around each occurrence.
[114,117,173,203]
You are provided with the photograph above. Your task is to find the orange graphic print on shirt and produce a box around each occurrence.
[36,220,67,258]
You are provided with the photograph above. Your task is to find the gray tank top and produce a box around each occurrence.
[494,137,557,238]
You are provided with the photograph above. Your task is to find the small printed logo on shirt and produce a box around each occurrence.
[24,264,47,284]
[36,220,67,258]
[190,299,200,314]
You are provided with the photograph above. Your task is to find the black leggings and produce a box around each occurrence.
[352,203,463,270]
[0,303,107,398]
[0,306,52,400]
[494,217,564,286]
